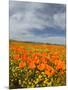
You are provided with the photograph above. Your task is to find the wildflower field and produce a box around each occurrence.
[9,41,66,89]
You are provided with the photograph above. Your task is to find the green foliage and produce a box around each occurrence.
[9,60,66,88]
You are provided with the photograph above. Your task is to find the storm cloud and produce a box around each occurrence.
[9,1,66,44]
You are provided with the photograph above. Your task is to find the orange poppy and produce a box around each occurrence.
[45,64,52,71]
[21,54,27,61]
[13,54,19,60]
[19,61,26,69]
[29,62,36,69]
[42,52,47,57]
[40,57,45,63]
[33,56,39,64]
[56,64,63,70]
[45,70,51,77]
[37,63,45,71]
[56,60,64,70]
[50,69,55,75]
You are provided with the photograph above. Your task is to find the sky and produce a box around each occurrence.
[9,1,66,44]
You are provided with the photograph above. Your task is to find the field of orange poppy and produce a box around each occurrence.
[9,40,66,89]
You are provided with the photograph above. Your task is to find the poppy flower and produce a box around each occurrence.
[33,56,39,64]
[56,60,64,70]
[37,63,45,71]
[50,69,55,75]
[45,70,51,77]
[56,64,63,70]
[21,54,27,61]
[19,61,26,69]
[13,54,19,60]
[42,52,47,57]
[45,64,52,71]
[29,62,36,69]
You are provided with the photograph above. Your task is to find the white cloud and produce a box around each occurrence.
[32,36,65,44]
[45,36,65,44]
[9,1,66,44]
[53,13,66,29]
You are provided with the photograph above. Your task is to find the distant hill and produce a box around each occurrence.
[9,39,66,46]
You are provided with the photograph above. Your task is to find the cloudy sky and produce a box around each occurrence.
[9,1,66,44]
